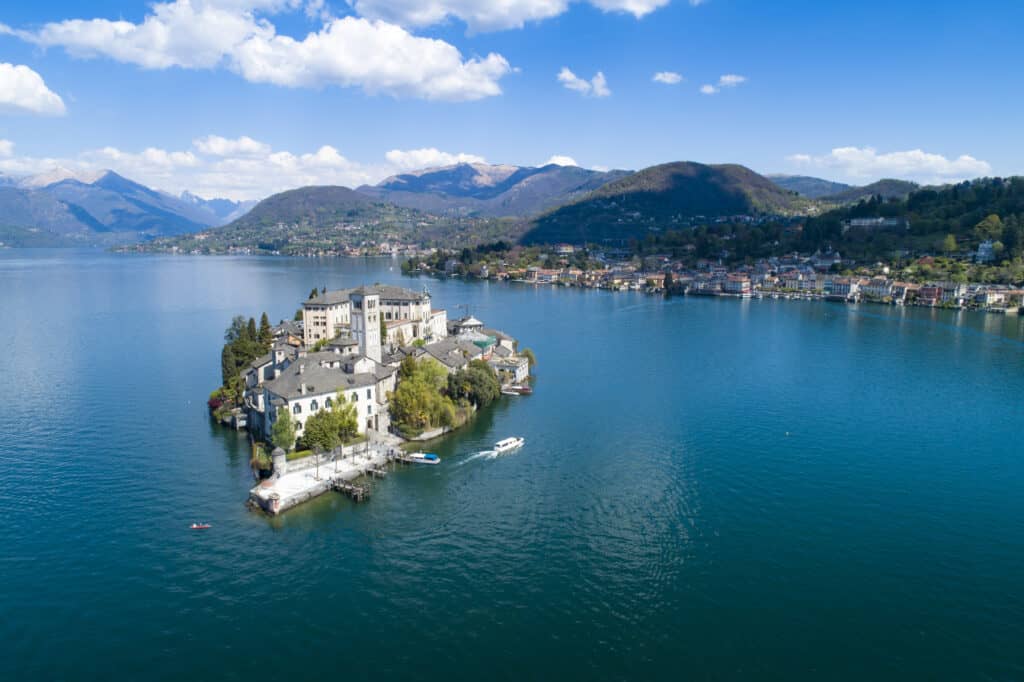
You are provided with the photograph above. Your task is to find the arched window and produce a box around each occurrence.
[325,397,333,409]
[351,393,357,403]
[295,421,302,430]
[293,403,302,415]
[311,399,319,412]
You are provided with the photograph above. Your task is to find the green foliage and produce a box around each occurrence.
[942,234,958,254]
[301,408,342,452]
[974,214,1004,241]
[447,360,501,408]
[271,408,296,452]
[333,395,359,444]
[259,312,272,344]
[523,162,810,244]
[298,391,360,452]
[225,315,248,343]
[250,443,272,471]
[520,348,537,368]
[389,358,457,437]
[220,344,237,387]
[218,313,272,393]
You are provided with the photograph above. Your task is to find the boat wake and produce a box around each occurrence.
[459,450,498,465]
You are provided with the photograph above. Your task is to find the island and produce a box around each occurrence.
[209,283,533,515]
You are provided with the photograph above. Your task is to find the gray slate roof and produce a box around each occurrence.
[306,284,428,307]
[263,358,378,400]
[423,337,483,369]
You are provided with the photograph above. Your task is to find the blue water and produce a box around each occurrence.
[1,250,1022,680]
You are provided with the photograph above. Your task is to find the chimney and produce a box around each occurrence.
[300,382,307,395]
[298,363,305,374]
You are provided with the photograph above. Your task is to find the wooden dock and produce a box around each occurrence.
[331,480,370,502]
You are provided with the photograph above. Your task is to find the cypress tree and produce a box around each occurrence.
[259,312,272,345]
[221,344,237,387]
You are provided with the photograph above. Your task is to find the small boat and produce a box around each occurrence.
[501,384,533,396]
[494,437,525,453]
[190,522,211,530]
[407,452,441,465]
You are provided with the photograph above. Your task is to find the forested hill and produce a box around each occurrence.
[521,162,811,244]
[820,179,919,203]
[225,186,379,229]
[800,177,1024,260]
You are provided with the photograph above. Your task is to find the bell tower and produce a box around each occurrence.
[350,289,381,363]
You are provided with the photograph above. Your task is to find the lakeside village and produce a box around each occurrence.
[209,284,534,515]
[404,235,1024,314]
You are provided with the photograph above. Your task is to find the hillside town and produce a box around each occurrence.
[406,243,1024,314]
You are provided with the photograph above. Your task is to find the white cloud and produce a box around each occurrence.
[231,17,511,100]
[544,155,578,166]
[0,136,499,200]
[353,0,671,33]
[384,147,486,170]
[699,73,746,95]
[652,71,682,85]
[0,63,67,115]
[7,1,512,101]
[558,67,610,97]
[787,146,992,184]
[194,134,272,156]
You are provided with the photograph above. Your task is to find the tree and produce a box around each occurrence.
[225,315,248,343]
[221,344,237,387]
[389,358,457,437]
[271,408,296,452]
[520,348,537,368]
[302,408,342,453]
[334,394,359,444]
[246,317,258,342]
[974,214,1004,241]
[447,360,501,408]
[259,312,273,345]
[942,234,958,255]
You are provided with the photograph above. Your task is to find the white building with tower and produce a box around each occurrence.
[302,284,447,349]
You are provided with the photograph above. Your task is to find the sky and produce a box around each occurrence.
[0,0,1022,200]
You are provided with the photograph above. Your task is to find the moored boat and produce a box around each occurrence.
[407,452,441,465]
[190,522,211,530]
[501,384,533,395]
[493,437,525,453]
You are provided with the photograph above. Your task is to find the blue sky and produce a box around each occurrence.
[0,0,1021,199]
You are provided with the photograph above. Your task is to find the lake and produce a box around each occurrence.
[1,249,1022,680]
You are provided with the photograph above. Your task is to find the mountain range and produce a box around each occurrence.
[357,162,630,217]
[0,168,252,246]
[1,160,936,249]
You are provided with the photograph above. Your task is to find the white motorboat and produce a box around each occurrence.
[407,452,441,465]
[493,437,525,453]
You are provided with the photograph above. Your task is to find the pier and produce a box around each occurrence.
[248,434,404,515]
